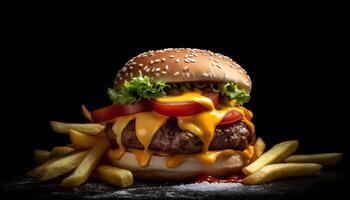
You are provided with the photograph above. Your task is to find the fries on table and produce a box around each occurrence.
[82,105,93,122]
[50,121,104,135]
[69,129,99,149]
[28,151,88,182]
[50,146,75,157]
[94,165,133,188]
[61,138,110,187]
[284,153,343,166]
[243,140,299,175]
[33,150,51,164]
[242,163,322,185]
[250,137,266,162]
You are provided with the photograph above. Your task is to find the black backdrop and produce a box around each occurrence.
[2,9,348,180]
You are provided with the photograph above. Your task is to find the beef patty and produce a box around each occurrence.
[106,118,253,154]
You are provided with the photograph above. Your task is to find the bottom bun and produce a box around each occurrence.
[110,151,250,181]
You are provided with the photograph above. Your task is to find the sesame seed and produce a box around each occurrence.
[145,68,150,73]
[161,58,166,62]
[119,77,122,80]
[138,70,142,75]
[161,71,167,74]
[213,58,219,63]
[175,59,180,63]
[150,60,154,64]
[130,72,133,77]
[184,59,191,63]
[122,67,127,72]
[125,72,128,77]
[186,72,190,78]
[117,73,121,77]
[216,64,222,69]
[202,72,209,77]
[154,59,161,63]
[175,50,180,53]
[141,54,148,57]
[209,57,213,61]
[129,66,133,69]
[155,68,161,72]
[174,72,180,76]
[152,67,155,72]
[169,55,175,58]
[132,62,136,65]
[155,73,160,77]
[165,65,169,71]
[183,66,189,71]
[139,63,144,67]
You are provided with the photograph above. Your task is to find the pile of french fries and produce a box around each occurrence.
[28,110,134,188]
[241,138,342,185]
[28,105,342,187]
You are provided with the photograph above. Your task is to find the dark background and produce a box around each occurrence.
[2,5,349,196]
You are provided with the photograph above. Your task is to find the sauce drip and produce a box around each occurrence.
[195,174,245,183]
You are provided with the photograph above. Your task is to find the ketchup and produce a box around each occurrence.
[195,174,244,183]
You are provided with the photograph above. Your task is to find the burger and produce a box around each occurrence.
[90,48,255,181]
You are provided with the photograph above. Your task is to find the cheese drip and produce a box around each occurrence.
[108,89,255,168]
[108,111,168,167]
[166,145,255,168]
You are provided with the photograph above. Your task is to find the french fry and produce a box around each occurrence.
[69,129,99,149]
[28,157,59,177]
[61,138,110,187]
[250,137,266,162]
[28,151,88,182]
[33,150,51,164]
[284,153,343,166]
[82,104,93,122]
[94,165,133,188]
[50,121,104,135]
[50,146,75,157]
[243,140,299,175]
[241,163,322,185]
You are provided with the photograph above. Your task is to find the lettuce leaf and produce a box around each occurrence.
[219,82,250,104]
[108,76,168,104]
[108,75,250,105]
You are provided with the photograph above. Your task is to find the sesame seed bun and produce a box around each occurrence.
[114,48,252,93]
[110,151,251,181]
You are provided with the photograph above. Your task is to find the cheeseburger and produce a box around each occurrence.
[90,48,255,180]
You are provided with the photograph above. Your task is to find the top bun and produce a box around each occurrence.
[114,48,252,93]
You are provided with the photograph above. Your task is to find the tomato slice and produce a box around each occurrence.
[151,100,206,117]
[91,100,152,122]
[151,92,219,117]
[218,110,242,125]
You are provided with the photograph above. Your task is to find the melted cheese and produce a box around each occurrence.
[107,89,255,168]
[108,111,169,167]
[178,108,231,152]
[135,112,169,149]
[155,89,214,109]
[166,146,255,168]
